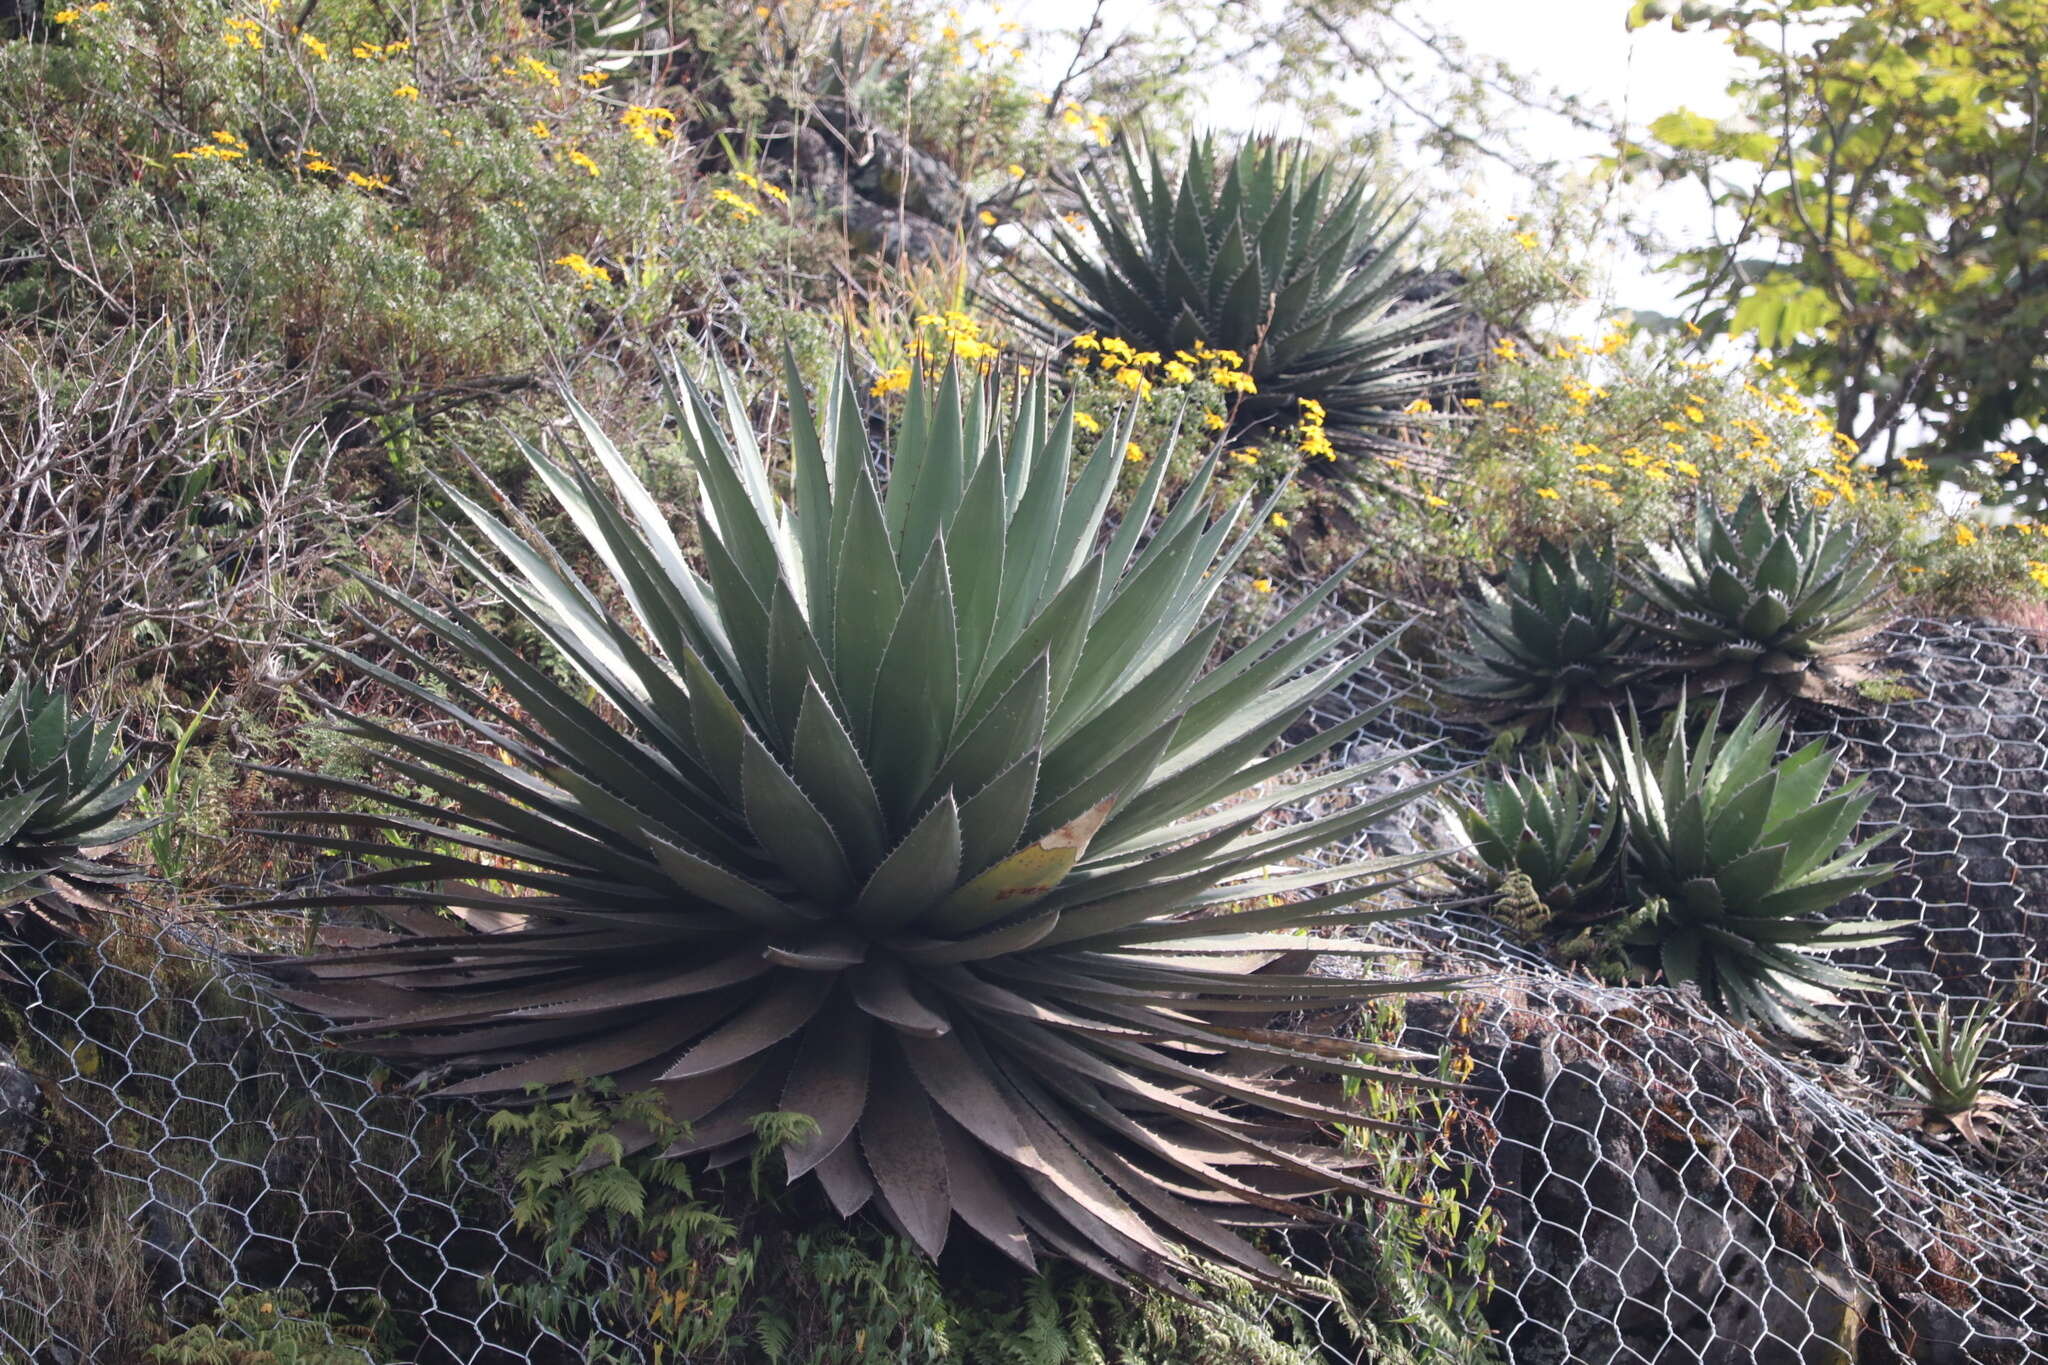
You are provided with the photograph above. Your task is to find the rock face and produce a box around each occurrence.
[766,95,974,263]
[0,1060,45,1155]
[1405,977,2048,1364]
[1790,620,2048,1099]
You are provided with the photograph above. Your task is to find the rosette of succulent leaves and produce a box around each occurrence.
[1006,134,1462,464]
[1600,696,1910,1038]
[1448,758,1625,936]
[0,678,158,948]
[1442,538,1641,734]
[251,356,1468,1290]
[1626,489,1891,706]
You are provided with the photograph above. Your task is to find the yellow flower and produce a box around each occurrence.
[1069,333,1100,351]
[1163,360,1194,385]
[1425,493,1450,508]
[300,32,329,59]
[1251,577,1273,594]
[1125,443,1145,462]
[1210,367,1257,395]
[518,55,560,87]
[553,253,611,287]
[344,171,390,191]
[1007,162,1025,177]
[870,366,911,398]
[1491,337,1518,361]
[1202,412,1226,431]
[566,149,600,178]
[1269,512,1289,530]
[529,122,551,139]
[978,209,998,226]
[53,7,81,20]
[709,187,759,218]
[1535,487,1559,500]
[1072,412,1102,434]
[1229,449,1259,465]
[391,83,420,99]
[1683,405,1705,423]
[621,106,678,148]
[1402,398,1433,415]
[1512,231,1538,249]
[1997,449,2023,467]
[1673,460,1700,478]
[304,158,333,172]
[580,70,608,87]
[1955,524,1978,548]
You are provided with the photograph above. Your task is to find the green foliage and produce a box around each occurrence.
[1631,0,2048,504]
[0,677,157,933]
[1006,134,1460,459]
[1442,538,1638,726]
[1450,762,1623,931]
[1893,996,2012,1118]
[1627,489,1891,703]
[1600,696,1910,1036]
[257,354,1453,1287]
[148,1289,391,1365]
[482,1081,1470,1363]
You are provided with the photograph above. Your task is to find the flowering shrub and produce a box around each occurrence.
[1350,313,2048,614]
[0,0,834,439]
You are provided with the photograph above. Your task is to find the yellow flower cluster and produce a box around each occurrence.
[172,130,248,161]
[517,55,560,88]
[52,2,108,22]
[711,187,758,219]
[299,31,329,60]
[620,106,676,148]
[870,312,1004,398]
[733,171,788,205]
[912,310,999,365]
[1054,98,1112,147]
[221,16,263,48]
[1067,335,1254,415]
[1296,396,1334,461]
[351,39,409,59]
[553,253,610,288]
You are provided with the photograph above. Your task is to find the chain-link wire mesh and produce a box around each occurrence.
[2,616,2045,1362]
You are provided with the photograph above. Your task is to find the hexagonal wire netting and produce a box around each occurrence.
[2,615,2046,1362]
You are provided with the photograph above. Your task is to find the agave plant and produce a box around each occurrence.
[1448,760,1623,929]
[1892,997,2020,1154]
[1600,696,1909,1036]
[0,678,157,933]
[1006,135,1460,457]
[253,357,1457,1287]
[1626,489,1891,702]
[1442,539,1639,728]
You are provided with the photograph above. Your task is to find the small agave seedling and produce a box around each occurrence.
[1893,996,2020,1155]
[0,678,158,939]
[1626,489,1891,703]
[1007,134,1460,457]
[1601,695,1910,1036]
[1442,538,1639,729]
[1448,760,1624,930]
[254,356,1460,1288]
